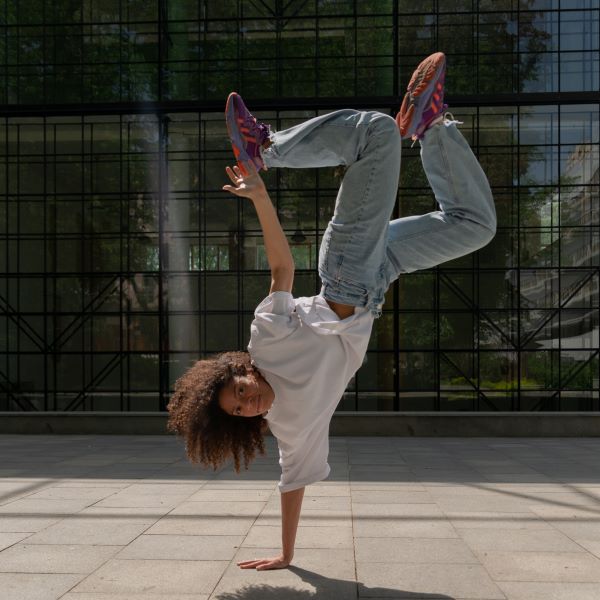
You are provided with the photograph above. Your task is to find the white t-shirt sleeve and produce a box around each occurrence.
[247,291,298,354]
[276,427,331,493]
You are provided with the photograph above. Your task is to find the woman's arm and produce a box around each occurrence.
[237,486,305,570]
[223,161,295,277]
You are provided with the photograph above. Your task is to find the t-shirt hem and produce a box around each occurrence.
[277,466,331,493]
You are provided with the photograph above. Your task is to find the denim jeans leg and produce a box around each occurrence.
[382,120,497,288]
[262,110,401,315]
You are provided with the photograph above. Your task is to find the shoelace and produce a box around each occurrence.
[237,114,271,147]
[410,111,464,147]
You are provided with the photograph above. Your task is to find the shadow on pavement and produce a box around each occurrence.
[212,565,455,599]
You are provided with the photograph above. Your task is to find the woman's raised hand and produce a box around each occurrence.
[222,160,268,202]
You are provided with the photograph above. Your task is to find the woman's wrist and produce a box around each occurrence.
[250,189,270,204]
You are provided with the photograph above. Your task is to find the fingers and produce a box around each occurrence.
[225,166,238,184]
[222,184,240,195]
[237,559,266,569]
[236,557,287,570]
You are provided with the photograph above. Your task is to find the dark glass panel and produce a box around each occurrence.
[479,228,517,269]
[92,315,122,352]
[519,269,559,308]
[127,315,159,352]
[439,272,474,310]
[560,228,599,268]
[439,351,477,392]
[399,351,436,390]
[356,351,394,393]
[169,314,200,352]
[479,350,518,391]
[398,272,435,310]
[204,273,239,311]
[479,270,519,310]
[129,353,159,391]
[205,313,238,351]
[167,274,199,312]
[18,277,45,313]
[242,273,271,311]
[55,353,84,392]
[521,350,560,390]
[439,312,475,351]
[479,311,517,350]
[367,313,394,351]
[398,312,435,350]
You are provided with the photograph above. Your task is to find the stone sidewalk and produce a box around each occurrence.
[1,434,600,600]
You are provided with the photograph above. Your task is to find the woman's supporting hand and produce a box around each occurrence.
[222,160,268,202]
[237,553,292,570]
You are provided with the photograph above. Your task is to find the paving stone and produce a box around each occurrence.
[352,491,436,504]
[243,524,353,549]
[24,487,123,502]
[170,500,266,517]
[355,537,479,564]
[577,539,600,558]
[0,572,84,600]
[255,508,351,527]
[0,498,95,515]
[0,516,62,533]
[434,495,540,513]
[0,543,121,573]
[187,489,273,502]
[304,484,351,497]
[24,515,156,545]
[145,515,255,536]
[92,492,191,509]
[0,532,32,550]
[115,533,243,560]
[352,502,445,518]
[356,563,504,598]
[496,581,600,600]
[474,549,600,582]
[353,518,458,539]
[61,594,209,600]
[265,494,350,511]
[456,527,585,552]
[445,511,553,530]
[72,558,225,595]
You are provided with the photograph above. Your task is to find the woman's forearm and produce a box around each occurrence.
[280,486,305,560]
[252,191,295,272]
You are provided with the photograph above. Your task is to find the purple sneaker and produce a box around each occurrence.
[397,52,448,142]
[225,92,271,175]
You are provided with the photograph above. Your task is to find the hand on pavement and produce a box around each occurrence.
[237,554,291,570]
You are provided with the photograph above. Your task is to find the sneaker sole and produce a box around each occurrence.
[397,52,446,139]
[225,92,252,168]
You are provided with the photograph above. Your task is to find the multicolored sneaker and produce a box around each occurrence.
[396,52,448,142]
[225,92,271,175]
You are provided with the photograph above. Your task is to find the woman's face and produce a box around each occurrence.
[218,370,274,418]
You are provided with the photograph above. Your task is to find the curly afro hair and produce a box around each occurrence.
[166,351,268,473]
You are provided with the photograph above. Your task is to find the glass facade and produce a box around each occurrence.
[1,0,598,412]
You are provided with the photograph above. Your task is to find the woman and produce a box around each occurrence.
[167,53,497,570]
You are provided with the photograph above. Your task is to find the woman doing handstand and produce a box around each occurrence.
[167,53,497,571]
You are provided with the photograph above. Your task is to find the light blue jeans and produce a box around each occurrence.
[261,110,497,318]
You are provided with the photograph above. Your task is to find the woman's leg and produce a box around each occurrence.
[262,110,401,313]
[381,116,497,288]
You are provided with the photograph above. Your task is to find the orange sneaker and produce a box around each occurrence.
[397,52,448,142]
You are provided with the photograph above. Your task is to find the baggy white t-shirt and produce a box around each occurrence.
[247,291,374,493]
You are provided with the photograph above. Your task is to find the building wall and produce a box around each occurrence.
[0,0,598,412]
